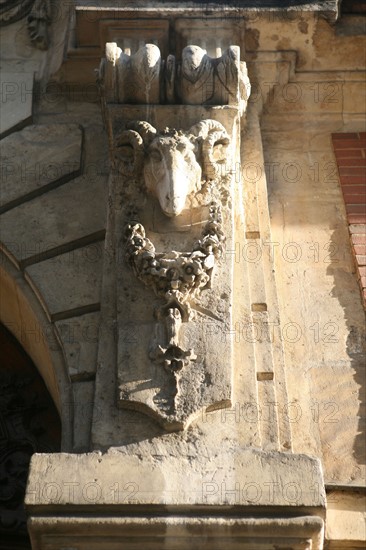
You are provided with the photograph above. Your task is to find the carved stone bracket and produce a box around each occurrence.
[113,116,233,430]
[99,44,248,431]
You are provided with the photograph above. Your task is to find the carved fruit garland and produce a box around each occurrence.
[125,203,225,372]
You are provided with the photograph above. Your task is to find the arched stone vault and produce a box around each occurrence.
[0,104,109,451]
[0,252,73,449]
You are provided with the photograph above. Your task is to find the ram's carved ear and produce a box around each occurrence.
[113,130,144,177]
[188,134,202,158]
[189,120,230,179]
[127,121,157,144]
[115,144,134,161]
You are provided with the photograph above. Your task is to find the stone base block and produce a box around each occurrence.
[25,449,326,549]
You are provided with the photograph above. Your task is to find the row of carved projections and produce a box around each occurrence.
[99,43,250,107]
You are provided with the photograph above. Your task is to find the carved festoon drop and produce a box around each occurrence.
[100,42,249,431]
[125,199,225,373]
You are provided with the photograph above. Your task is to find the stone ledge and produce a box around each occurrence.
[25,449,326,511]
[27,514,325,550]
[74,0,340,21]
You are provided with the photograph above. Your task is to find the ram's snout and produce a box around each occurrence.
[114,120,230,218]
[145,143,201,218]
[157,169,192,217]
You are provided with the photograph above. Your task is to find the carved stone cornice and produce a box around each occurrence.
[74,1,341,23]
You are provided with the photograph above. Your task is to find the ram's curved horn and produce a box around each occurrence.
[127,121,157,144]
[113,130,144,177]
[189,119,230,179]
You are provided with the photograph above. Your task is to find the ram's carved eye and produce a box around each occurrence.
[212,141,226,163]
[115,144,134,161]
[176,142,186,153]
[150,149,162,162]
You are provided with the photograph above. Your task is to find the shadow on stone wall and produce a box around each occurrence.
[327,226,366,470]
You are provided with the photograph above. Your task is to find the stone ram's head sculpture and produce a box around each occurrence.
[114,119,230,217]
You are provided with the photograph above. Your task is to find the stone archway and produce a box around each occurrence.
[0,255,73,450]
[0,323,61,550]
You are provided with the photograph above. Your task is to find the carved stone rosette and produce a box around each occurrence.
[100,43,248,431]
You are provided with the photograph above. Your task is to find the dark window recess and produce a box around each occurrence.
[341,0,366,14]
[0,323,61,550]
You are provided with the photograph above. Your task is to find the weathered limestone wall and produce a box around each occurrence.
[246,13,366,544]
[0,3,364,549]
[252,17,366,487]
[0,96,110,451]
[262,110,365,486]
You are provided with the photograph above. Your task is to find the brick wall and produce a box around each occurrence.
[332,132,366,309]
